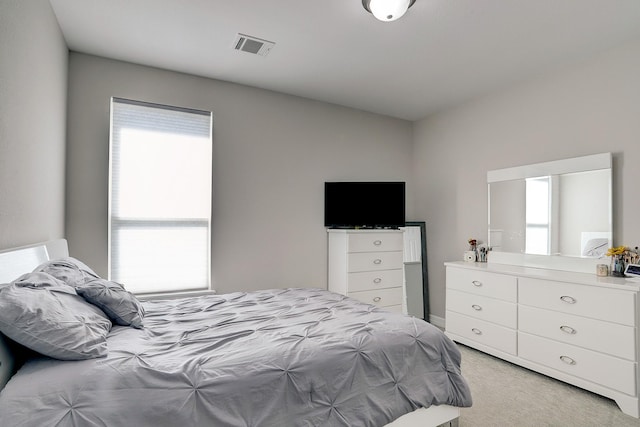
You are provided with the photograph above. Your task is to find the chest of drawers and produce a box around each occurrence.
[445,261,640,418]
[328,230,405,313]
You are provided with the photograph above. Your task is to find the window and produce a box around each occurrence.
[525,176,551,255]
[109,98,212,294]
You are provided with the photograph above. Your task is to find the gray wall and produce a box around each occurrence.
[0,0,68,249]
[66,53,413,294]
[413,39,640,319]
[4,2,640,319]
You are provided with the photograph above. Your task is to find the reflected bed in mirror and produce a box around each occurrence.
[487,153,612,273]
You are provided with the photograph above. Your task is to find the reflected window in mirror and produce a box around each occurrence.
[525,177,550,255]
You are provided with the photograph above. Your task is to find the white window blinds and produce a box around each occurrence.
[109,98,212,294]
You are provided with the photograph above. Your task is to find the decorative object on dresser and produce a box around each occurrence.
[328,229,406,314]
[625,263,640,279]
[464,238,488,263]
[606,246,640,277]
[464,239,477,263]
[444,261,640,418]
[596,263,609,277]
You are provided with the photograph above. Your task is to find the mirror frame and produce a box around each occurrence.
[402,221,429,321]
[487,152,612,274]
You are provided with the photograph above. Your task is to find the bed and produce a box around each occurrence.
[0,239,471,426]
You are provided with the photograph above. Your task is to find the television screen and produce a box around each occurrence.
[324,182,405,228]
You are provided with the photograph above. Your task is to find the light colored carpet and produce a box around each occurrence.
[457,344,640,427]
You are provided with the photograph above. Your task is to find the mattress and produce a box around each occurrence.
[0,288,471,426]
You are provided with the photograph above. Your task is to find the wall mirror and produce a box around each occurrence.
[488,153,612,262]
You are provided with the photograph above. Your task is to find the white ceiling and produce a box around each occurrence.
[49,0,640,121]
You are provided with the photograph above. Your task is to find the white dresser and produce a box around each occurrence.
[328,229,405,313]
[445,261,640,418]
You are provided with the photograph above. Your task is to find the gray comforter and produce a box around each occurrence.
[0,288,471,426]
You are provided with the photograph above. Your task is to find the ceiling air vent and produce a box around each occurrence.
[233,33,275,57]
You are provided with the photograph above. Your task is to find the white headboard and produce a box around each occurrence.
[0,239,69,390]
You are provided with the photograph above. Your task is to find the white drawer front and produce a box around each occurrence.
[446,268,517,302]
[518,332,636,396]
[381,304,403,314]
[447,289,517,328]
[348,270,404,292]
[349,287,403,308]
[519,305,636,361]
[348,232,403,253]
[348,251,403,273]
[446,311,517,355]
[519,277,636,326]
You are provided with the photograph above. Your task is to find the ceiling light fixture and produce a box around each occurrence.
[362,0,416,22]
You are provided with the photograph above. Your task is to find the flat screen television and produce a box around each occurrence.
[324,181,405,229]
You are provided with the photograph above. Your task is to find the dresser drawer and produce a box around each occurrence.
[519,305,636,361]
[381,304,403,314]
[349,287,403,308]
[446,268,517,302]
[348,232,404,253]
[348,251,403,273]
[348,269,404,292]
[447,289,517,328]
[518,332,636,395]
[519,277,636,326]
[446,311,517,355]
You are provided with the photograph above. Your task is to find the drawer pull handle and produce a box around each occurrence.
[471,328,482,335]
[373,278,382,284]
[471,304,482,311]
[373,259,382,265]
[559,355,576,365]
[373,240,382,246]
[560,325,577,335]
[373,296,382,302]
[560,295,577,304]
[471,280,482,287]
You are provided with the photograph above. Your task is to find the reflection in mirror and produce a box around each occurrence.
[402,221,429,321]
[526,176,551,255]
[488,153,612,258]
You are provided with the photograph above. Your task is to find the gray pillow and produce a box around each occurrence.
[76,278,145,329]
[33,257,100,288]
[34,257,145,328]
[0,272,111,360]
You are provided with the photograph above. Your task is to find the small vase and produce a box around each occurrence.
[611,255,626,277]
